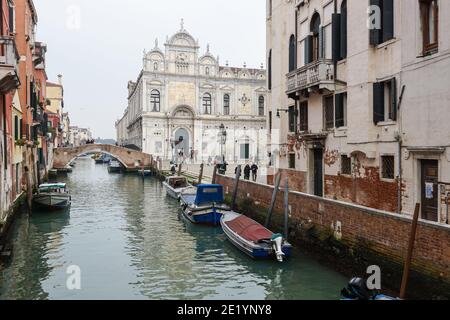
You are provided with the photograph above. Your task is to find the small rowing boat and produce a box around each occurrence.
[340,278,399,300]
[221,211,292,262]
[180,184,231,226]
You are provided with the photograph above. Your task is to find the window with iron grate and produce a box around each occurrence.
[381,155,395,179]
[341,155,352,175]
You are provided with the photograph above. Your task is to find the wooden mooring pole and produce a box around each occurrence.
[212,165,218,184]
[177,162,183,177]
[400,203,421,299]
[265,172,282,228]
[284,178,289,240]
[198,163,204,185]
[231,165,242,210]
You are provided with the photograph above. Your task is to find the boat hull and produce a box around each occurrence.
[108,166,122,173]
[33,194,71,211]
[180,206,226,226]
[221,213,292,260]
[163,182,184,200]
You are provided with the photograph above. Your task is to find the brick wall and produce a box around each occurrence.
[217,174,450,293]
[267,169,306,193]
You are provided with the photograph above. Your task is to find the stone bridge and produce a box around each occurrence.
[53,144,154,170]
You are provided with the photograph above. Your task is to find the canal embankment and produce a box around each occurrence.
[216,174,450,300]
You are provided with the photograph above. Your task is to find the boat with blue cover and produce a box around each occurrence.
[179,184,231,226]
[340,278,399,300]
[221,211,292,262]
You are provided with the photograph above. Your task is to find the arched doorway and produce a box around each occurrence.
[174,128,190,160]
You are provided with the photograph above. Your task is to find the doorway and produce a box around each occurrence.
[421,160,439,222]
[313,148,324,197]
[174,128,189,160]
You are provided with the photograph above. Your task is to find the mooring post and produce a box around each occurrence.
[231,165,242,211]
[198,163,204,185]
[400,203,421,299]
[212,165,218,184]
[284,178,289,240]
[177,162,183,177]
[265,172,282,228]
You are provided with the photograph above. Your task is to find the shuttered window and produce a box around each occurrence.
[369,0,394,46]
[14,116,19,140]
[373,78,397,124]
[324,96,334,130]
[288,106,297,133]
[335,93,347,128]
[268,50,272,90]
[340,0,347,59]
[299,102,308,132]
[289,35,296,72]
[289,153,296,169]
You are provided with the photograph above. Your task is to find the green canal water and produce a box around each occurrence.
[0,158,347,300]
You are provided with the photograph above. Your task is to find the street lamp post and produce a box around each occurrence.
[218,124,227,164]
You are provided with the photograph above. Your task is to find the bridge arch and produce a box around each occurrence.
[53,144,153,170]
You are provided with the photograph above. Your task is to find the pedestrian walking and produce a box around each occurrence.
[244,164,251,180]
[251,163,258,182]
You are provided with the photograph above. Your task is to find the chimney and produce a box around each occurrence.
[57,74,63,85]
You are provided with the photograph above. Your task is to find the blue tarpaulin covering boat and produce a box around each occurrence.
[179,184,231,226]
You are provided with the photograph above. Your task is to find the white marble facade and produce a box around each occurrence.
[116,21,268,164]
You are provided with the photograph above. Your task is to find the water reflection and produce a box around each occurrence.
[0,159,347,300]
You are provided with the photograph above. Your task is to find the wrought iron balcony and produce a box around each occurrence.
[286,59,335,96]
[0,36,20,93]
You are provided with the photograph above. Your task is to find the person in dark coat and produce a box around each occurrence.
[251,163,259,182]
[244,164,251,180]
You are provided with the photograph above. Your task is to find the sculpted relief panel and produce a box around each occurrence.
[168,82,196,109]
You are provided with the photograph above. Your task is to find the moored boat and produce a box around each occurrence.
[179,184,231,226]
[221,211,292,262]
[33,183,71,211]
[340,278,399,300]
[108,160,123,173]
[163,176,190,199]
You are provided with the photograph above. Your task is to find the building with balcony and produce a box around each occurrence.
[116,21,268,164]
[267,0,450,223]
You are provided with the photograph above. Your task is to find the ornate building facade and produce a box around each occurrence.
[116,22,267,163]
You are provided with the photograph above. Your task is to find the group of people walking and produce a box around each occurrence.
[235,163,259,182]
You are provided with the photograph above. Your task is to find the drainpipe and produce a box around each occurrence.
[397,85,406,214]
[446,192,449,225]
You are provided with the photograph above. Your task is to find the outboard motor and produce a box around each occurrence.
[341,277,376,300]
[271,234,285,262]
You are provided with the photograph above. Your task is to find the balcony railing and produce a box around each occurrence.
[286,59,335,95]
[0,36,20,93]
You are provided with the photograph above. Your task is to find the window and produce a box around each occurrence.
[14,115,19,140]
[268,50,272,90]
[289,153,296,169]
[324,96,334,130]
[332,1,348,61]
[258,96,265,116]
[153,62,158,71]
[150,90,161,112]
[269,111,272,132]
[268,0,272,17]
[373,78,397,124]
[420,0,439,55]
[341,155,352,175]
[240,143,250,160]
[299,101,308,132]
[289,35,296,72]
[288,106,297,133]
[335,93,347,128]
[223,94,230,115]
[203,93,212,114]
[381,155,395,179]
[205,67,210,76]
[8,0,15,34]
[369,0,394,46]
[306,13,322,64]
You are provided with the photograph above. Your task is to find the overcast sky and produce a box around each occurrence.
[33,0,267,139]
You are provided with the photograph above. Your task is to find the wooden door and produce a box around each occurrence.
[421,160,439,222]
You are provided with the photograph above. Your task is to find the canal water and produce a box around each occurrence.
[0,158,347,300]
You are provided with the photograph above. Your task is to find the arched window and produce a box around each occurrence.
[306,13,321,63]
[205,67,210,76]
[258,96,265,116]
[203,93,212,114]
[223,94,230,115]
[289,34,296,72]
[268,50,272,90]
[150,90,161,112]
[153,62,158,71]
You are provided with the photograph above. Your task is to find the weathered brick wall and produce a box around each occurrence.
[267,169,306,193]
[217,175,450,286]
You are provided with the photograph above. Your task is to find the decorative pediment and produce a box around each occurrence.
[220,85,234,91]
[255,86,267,93]
[199,82,215,90]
